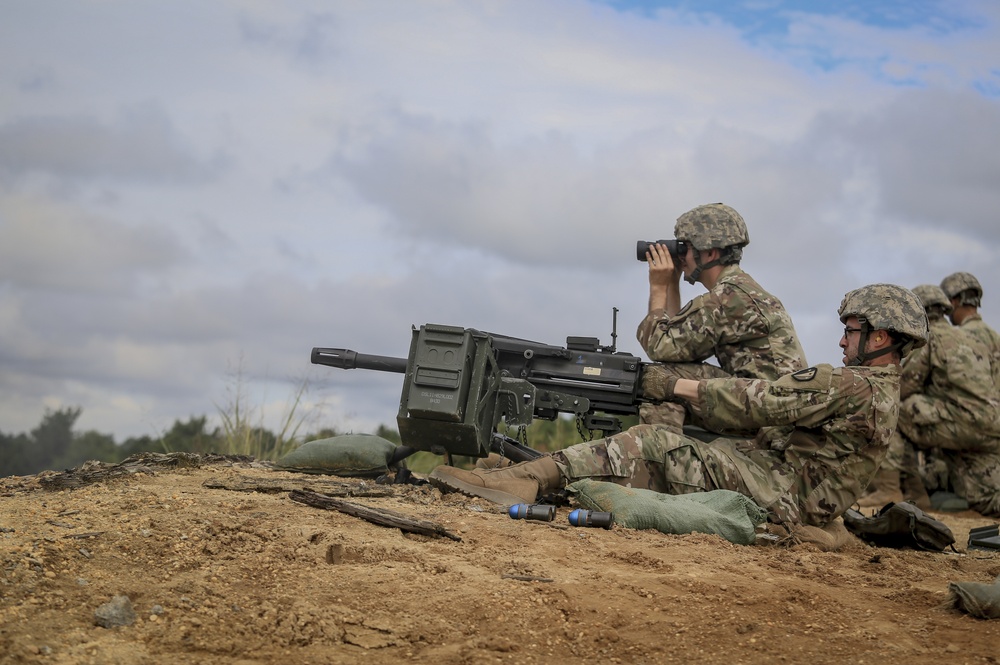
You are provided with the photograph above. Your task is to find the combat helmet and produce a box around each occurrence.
[911,284,953,318]
[673,203,749,284]
[838,283,928,366]
[940,271,983,307]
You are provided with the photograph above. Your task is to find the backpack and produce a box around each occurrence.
[842,501,956,552]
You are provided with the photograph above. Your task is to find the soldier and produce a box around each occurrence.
[637,203,807,432]
[431,284,927,528]
[880,282,1000,517]
[858,285,997,509]
[940,271,1000,386]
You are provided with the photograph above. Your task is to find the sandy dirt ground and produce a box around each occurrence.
[1,455,998,665]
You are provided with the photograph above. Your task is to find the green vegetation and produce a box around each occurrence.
[214,371,310,462]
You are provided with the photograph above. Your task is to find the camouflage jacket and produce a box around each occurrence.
[696,364,900,526]
[959,314,1000,386]
[636,265,806,380]
[901,318,999,429]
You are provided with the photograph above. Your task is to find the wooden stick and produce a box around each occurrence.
[203,476,393,497]
[288,489,462,542]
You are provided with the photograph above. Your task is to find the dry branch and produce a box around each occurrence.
[288,489,462,541]
[203,476,393,497]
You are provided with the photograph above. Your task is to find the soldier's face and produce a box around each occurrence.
[679,244,697,277]
[840,316,863,364]
[947,297,961,324]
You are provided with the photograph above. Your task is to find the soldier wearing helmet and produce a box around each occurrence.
[858,281,1000,517]
[940,271,1000,386]
[637,203,807,433]
[855,285,962,509]
[431,284,923,529]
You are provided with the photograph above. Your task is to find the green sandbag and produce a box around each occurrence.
[275,434,398,477]
[949,575,1000,620]
[567,479,767,545]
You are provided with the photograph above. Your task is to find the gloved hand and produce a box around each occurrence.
[641,364,682,402]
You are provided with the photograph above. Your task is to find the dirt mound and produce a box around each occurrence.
[1,456,997,664]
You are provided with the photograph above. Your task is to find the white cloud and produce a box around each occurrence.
[0,0,998,442]
[0,194,188,293]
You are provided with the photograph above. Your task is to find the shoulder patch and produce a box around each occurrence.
[773,364,834,393]
[791,367,818,382]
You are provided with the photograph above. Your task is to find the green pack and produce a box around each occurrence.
[842,501,956,552]
[275,434,399,477]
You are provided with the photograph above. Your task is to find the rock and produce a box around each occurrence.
[94,595,137,628]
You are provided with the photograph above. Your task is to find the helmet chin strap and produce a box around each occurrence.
[684,250,723,285]
[849,319,903,366]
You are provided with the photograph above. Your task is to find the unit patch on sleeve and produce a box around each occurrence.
[791,367,818,382]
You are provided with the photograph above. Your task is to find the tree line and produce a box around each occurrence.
[0,407,634,478]
[0,407,398,478]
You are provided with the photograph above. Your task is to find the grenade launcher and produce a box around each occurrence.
[311,316,650,462]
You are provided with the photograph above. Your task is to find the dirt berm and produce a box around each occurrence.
[1,455,998,664]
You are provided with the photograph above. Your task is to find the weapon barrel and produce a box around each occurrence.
[311,347,407,373]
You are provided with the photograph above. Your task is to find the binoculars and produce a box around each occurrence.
[636,239,687,262]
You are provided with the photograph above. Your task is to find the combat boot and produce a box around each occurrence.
[474,453,514,470]
[901,472,932,511]
[428,456,563,506]
[857,467,903,508]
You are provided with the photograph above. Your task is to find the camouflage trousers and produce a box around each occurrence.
[898,394,1000,517]
[639,362,733,432]
[942,448,1000,517]
[551,424,809,525]
[882,429,928,482]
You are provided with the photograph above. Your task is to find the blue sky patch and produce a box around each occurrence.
[596,0,981,36]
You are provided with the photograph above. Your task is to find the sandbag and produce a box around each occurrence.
[275,434,398,477]
[929,491,970,512]
[949,575,1000,620]
[566,479,766,545]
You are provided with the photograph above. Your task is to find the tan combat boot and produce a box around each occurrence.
[901,473,933,511]
[474,453,514,470]
[428,456,563,506]
[857,467,903,508]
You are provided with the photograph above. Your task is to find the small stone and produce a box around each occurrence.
[94,595,137,628]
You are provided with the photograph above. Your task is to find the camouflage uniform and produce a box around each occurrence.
[636,265,806,430]
[940,271,1000,385]
[957,314,1000,387]
[636,203,806,429]
[637,264,807,380]
[554,364,900,526]
[898,317,1000,516]
[878,288,963,481]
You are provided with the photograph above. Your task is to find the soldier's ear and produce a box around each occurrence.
[869,331,890,350]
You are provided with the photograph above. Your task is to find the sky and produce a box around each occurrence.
[2,0,999,442]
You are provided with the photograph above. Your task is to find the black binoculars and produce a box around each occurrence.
[636,239,687,262]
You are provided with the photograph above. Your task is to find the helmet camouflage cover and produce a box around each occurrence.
[674,203,750,251]
[838,283,928,357]
[911,284,953,315]
[940,271,983,307]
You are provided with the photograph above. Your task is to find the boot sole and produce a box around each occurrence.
[428,469,528,507]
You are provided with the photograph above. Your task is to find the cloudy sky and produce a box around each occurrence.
[2,0,998,441]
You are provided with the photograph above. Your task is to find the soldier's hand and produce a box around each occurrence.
[641,364,681,402]
[646,243,678,285]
